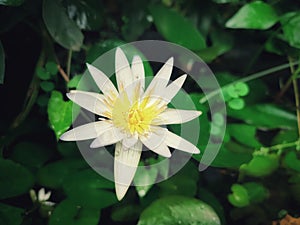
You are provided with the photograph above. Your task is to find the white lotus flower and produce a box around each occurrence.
[60,48,201,200]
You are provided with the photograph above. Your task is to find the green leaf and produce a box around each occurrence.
[65,0,104,31]
[0,0,24,6]
[0,203,24,225]
[67,75,82,88]
[198,188,226,225]
[271,129,298,145]
[37,67,51,80]
[149,5,206,51]
[228,104,297,129]
[228,124,262,148]
[228,184,250,208]
[205,144,252,168]
[226,1,278,30]
[111,204,142,222]
[57,142,81,158]
[281,12,300,49]
[138,196,221,225]
[134,162,158,198]
[37,159,88,189]
[40,81,55,92]
[121,2,151,41]
[228,98,245,110]
[197,31,233,62]
[0,41,4,84]
[86,39,125,63]
[45,61,58,75]
[158,162,198,197]
[43,0,84,51]
[37,94,49,107]
[284,151,300,172]
[240,154,279,177]
[47,90,74,139]
[49,199,100,225]
[0,159,34,199]
[63,169,117,209]
[11,142,53,169]
[243,182,269,204]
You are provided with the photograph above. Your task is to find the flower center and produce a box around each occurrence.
[112,93,165,135]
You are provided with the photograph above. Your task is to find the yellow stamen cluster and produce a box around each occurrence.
[112,92,166,135]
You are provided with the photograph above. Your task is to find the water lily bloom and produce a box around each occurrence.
[60,48,201,200]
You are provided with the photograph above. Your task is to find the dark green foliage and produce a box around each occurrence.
[1,0,300,224]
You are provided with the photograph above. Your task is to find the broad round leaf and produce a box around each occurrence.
[63,169,117,209]
[149,5,206,51]
[37,67,51,80]
[138,195,221,225]
[0,159,34,199]
[11,142,53,169]
[49,199,100,225]
[45,61,58,75]
[228,184,250,208]
[40,81,55,92]
[226,1,278,30]
[37,159,88,189]
[228,98,245,110]
[0,203,24,225]
[43,0,83,51]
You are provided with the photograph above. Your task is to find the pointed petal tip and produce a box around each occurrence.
[59,131,73,141]
[193,147,201,154]
[167,57,174,65]
[115,184,129,201]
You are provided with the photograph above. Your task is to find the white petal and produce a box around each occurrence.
[60,121,112,141]
[153,108,202,125]
[162,74,187,103]
[67,91,110,116]
[143,57,174,97]
[122,134,138,149]
[90,127,124,148]
[115,48,133,92]
[38,188,45,201]
[42,191,51,201]
[165,130,200,154]
[114,141,142,200]
[140,127,171,157]
[131,55,145,90]
[86,63,118,97]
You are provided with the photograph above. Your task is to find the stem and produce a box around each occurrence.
[200,62,298,104]
[10,49,46,129]
[276,60,300,100]
[66,49,72,77]
[293,76,300,137]
[268,139,300,151]
[58,65,70,82]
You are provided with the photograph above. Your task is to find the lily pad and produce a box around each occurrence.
[0,159,34,199]
[138,195,221,225]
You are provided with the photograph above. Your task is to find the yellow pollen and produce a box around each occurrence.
[112,92,166,135]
